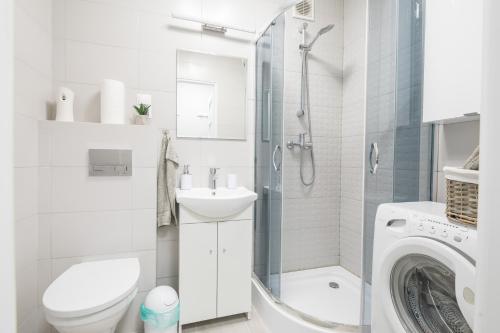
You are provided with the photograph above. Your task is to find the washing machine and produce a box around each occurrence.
[371,202,477,333]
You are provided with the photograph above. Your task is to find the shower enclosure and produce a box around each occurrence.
[254,0,431,330]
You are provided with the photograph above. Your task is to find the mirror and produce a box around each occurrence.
[176,50,247,140]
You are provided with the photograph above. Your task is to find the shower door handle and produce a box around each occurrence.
[369,142,379,175]
[266,90,272,141]
[272,145,282,172]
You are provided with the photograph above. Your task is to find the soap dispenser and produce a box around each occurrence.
[180,164,192,190]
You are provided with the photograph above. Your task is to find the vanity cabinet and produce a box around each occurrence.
[178,207,253,325]
[423,0,483,123]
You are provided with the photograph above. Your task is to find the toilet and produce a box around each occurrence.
[43,258,140,333]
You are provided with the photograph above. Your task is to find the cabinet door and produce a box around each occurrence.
[217,219,252,317]
[179,222,217,324]
[423,0,483,122]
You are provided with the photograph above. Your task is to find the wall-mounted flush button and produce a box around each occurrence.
[89,149,132,177]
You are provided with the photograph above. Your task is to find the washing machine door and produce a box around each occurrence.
[379,237,475,333]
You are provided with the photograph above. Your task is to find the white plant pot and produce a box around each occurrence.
[135,115,149,125]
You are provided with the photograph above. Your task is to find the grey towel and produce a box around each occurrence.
[157,130,179,226]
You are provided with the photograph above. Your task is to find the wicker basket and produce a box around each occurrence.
[444,167,479,225]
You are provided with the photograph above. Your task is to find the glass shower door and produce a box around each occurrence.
[254,14,285,298]
[362,0,432,328]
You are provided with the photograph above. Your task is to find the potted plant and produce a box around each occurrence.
[133,103,151,125]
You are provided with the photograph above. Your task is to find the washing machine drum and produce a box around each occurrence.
[390,254,473,333]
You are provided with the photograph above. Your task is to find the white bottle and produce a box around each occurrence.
[180,165,192,190]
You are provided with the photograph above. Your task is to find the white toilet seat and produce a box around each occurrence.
[45,288,138,330]
[43,258,140,333]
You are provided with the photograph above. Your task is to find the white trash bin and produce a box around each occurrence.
[141,286,179,333]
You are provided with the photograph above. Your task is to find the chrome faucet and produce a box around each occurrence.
[209,168,220,192]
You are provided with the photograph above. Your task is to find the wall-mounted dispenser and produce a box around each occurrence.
[89,149,132,176]
[55,87,75,122]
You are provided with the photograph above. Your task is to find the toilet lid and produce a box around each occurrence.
[43,258,140,318]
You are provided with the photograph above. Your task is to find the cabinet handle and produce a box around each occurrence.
[222,248,227,254]
[209,249,213,255]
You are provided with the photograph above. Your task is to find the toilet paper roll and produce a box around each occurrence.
[55,87,74,122]
[100,79,125,124]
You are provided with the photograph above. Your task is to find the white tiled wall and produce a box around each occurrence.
[340,0,367,277]
[282,0,345,272]
[280,0,368,275]
[38,121,157,332]
[14,0,53,332]
[433,120,480,203]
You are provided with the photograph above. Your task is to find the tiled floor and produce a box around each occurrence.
[182,312,270,333]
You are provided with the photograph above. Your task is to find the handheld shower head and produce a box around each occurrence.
[318,24,335,35]
[301,24,335,51]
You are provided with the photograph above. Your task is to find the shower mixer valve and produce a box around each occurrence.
[287,133,313,150]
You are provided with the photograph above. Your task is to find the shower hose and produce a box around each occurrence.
[299,49,316,186]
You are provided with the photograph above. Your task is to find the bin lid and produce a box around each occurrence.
[144,286,179,313]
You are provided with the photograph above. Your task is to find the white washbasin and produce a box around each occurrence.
[176,187,257,218]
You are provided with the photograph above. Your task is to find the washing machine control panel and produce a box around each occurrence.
[409,212,477,257]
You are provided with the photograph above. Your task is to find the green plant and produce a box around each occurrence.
[133,103,151,116]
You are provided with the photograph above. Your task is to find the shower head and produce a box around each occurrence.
[319,24,335,35]
[301,24,335,51]
[309,24,334,48]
